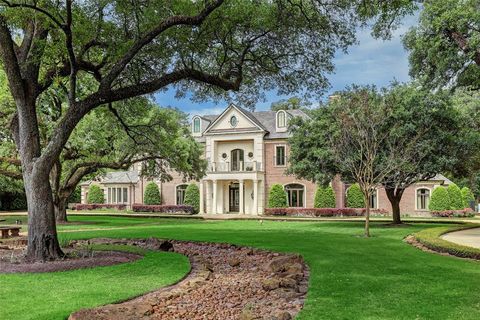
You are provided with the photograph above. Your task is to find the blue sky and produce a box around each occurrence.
[154,13,418,116]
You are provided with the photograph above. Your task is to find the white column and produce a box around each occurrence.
[239,180,244,214]
[206,181,212,214]
[212,179,217,214]
[253,180,258,215]
[199,180,204,214]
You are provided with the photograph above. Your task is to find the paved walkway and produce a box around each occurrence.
[441,227,480,249]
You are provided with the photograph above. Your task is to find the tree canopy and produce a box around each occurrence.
[404,0,480,90]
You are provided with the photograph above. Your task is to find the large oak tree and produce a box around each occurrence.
[0,0,417,260]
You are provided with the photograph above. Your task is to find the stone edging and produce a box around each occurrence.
[69,238,310,320]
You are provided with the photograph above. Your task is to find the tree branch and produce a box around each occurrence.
[100,0,224,89]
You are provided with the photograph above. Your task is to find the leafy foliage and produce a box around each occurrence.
[144,182,161,205]
[429,187,450,211]
[67,187,81,204]
[87,185,105,204]
[346,184,364,208]
[461,187,476,209]
[314,186,336,208]
[184,184,200,214]
[403,0,480,90]
[447,184,463,210]
[268,184,287,208]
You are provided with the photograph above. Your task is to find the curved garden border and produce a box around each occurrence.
[69,238,310,320]
[406,224,480,260]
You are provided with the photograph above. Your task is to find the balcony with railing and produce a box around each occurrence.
[207,161,263,173]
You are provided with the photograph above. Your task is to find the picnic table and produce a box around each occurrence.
[0,226,21,239]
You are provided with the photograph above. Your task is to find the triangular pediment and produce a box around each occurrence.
[203,104,265,134]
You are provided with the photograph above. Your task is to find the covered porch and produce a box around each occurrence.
[199,178,263,215]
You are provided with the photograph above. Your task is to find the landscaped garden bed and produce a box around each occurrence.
[430,208,476,218]
[132,204,195,214]
[264,207,388,217]
[407,224,480,260]
[75,204,127,211]
[69,238,309,320]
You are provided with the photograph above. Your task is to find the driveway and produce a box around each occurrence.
[442,227,480,249]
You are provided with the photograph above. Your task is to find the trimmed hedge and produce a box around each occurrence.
[144,182,161,205]
[75,204,126,210]
[184,184,200,213]
[447,184,463,210]
[461,187,475,209]
[87,185,104,204]
[413,224,480,260]
[430,208,475,218]
[429,187,449,211]
[268,184,287,208]
[346,184,364,208]
[314,186,336,208]
[264,207,388,217]
[132,204,194,214]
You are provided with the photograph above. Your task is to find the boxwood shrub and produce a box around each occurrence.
[144,182,161,205]
[413,224,480,260]
[461,187,475,209]
[429,186,449,211]
[87,185,104,204]
[314,186,336,208]
[447,184,463,210]
[268,184,287,208]
[184,184,200,213]
[346,183,364,208]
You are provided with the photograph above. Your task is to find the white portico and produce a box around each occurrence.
[194,104,266,215]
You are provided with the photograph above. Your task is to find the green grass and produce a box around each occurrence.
[0,243,189,320]
[414,224,480,259]
[1,216,480,319]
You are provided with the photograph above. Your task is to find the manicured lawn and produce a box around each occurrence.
[0,244,189,320]
[1,216,480,319]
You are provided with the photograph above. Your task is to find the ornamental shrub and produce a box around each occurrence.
[87,185,104,204]
[314,186,336,208]
[184,183,200,214]
[447,184,463,210]
[68,186,81,203]
[346,183,364,208]
[461,187,475,209]
[268,184,287,208]
[144,182,161,205]
[429,187,449,211]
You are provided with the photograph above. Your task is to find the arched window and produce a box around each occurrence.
[285,183,305,207]
[277,110,287,128]
[176,184,188,205]
[193,117,201,133]
[416,188,430,210]
[231,149,244,171]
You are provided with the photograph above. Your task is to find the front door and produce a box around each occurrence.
[229,183,240,212]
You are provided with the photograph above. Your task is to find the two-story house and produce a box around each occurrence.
[80,104,455,216]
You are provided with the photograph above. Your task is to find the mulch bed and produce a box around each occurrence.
[0,240,141,274]
[69,238,310,320]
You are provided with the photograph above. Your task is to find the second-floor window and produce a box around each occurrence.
[193,117,200,133]
[275,145,286,166]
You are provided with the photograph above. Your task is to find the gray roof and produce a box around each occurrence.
[201,107,310,139]
[428,174,454,185]
[101,171,139,184]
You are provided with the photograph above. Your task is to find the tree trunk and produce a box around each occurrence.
[24,170,64,261]
[54,197,68,223]
[364,191,370,237]
[385,188,405,225]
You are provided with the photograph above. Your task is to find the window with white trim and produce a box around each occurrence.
[369,190,377,209]
[285,183,304,207]
[275,145,286,166]
[417,188,430,210]
[277,110,287,128]
[107,187,128,204]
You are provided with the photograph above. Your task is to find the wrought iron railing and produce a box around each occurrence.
[208,161,263,172]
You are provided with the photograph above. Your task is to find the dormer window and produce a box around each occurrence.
[276,110,288,132]
[277,110,287,128]
[193,117,201,133]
